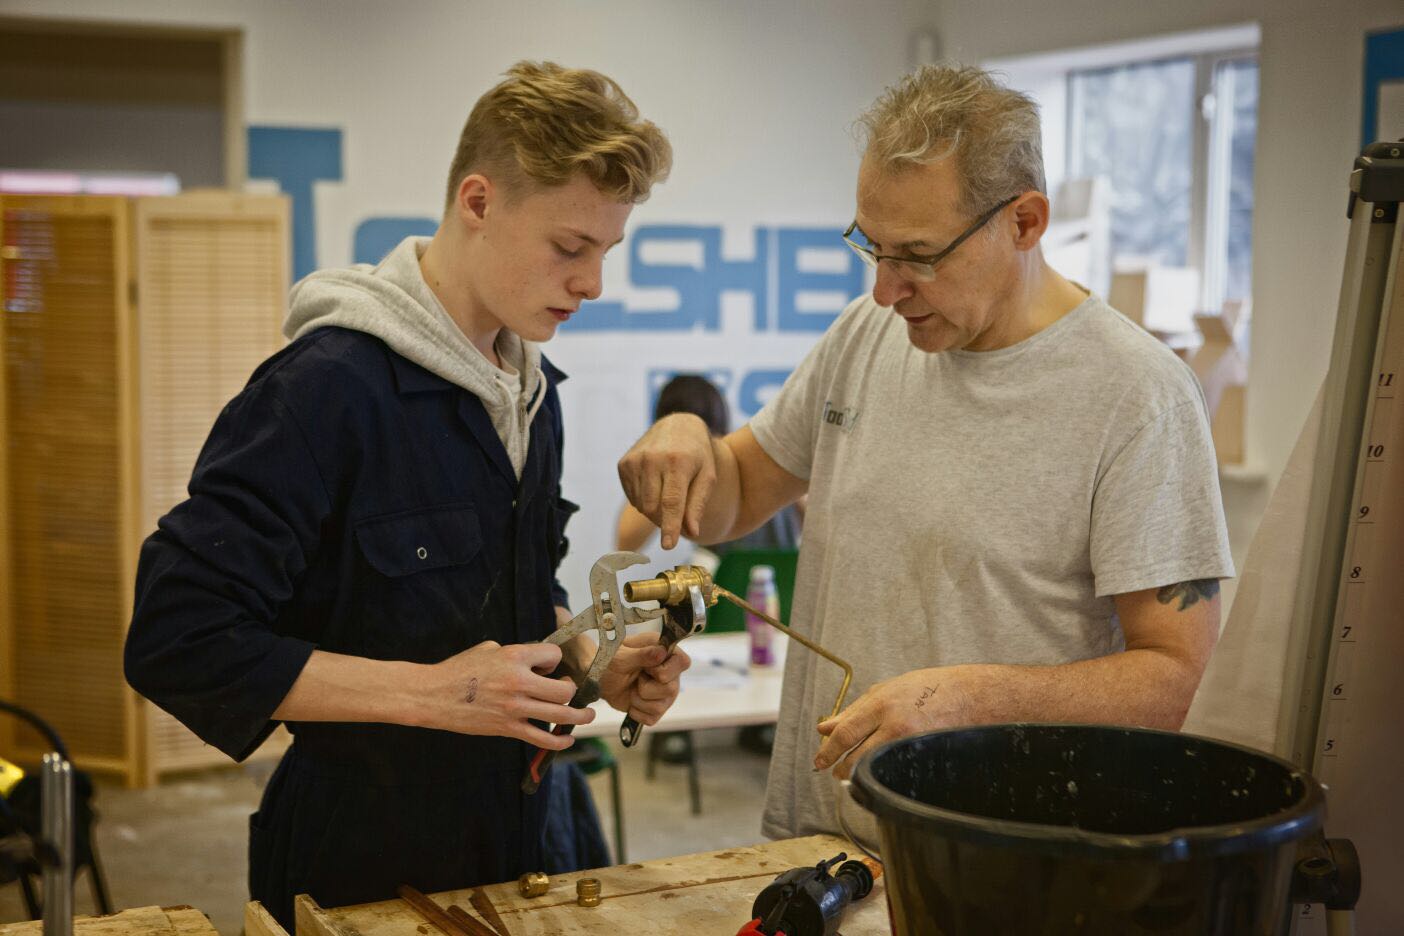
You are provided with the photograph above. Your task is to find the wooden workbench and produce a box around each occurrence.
[246,835,893,936]
[0,906,217,936]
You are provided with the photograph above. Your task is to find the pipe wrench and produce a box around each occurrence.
[522,551,652,793]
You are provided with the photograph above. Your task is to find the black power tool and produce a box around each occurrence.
[736,852,881,936]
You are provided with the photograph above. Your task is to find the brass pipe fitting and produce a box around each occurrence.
[622,565,717,607]
[518,871,549,898]
[575,878,602,908]
[623,564,854,724]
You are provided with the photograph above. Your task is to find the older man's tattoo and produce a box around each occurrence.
[464,677,479,704]
[1156,579,1221,611]
[914,686,939,710]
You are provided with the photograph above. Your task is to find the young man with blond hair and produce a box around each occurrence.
[618,64,1233,844]
[125,62,684,924]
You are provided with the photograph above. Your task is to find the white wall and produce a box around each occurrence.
[0,0,933,598]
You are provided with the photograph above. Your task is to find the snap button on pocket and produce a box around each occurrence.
[355,504,480,577]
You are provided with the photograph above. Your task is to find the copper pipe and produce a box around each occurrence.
[397,885,489,936]
[468,889,512,936]
[712,586,853,722]
[625,565,853,723]
[448,905,504,936]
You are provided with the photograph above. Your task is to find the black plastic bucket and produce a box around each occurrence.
[849,724,1324,935]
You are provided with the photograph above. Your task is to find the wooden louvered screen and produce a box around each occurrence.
[0,196,140,778]
[0,192,288,785]
[132,193,289,780]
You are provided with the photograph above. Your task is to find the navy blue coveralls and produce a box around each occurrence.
[124,327,579,927]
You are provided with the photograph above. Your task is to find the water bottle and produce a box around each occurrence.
[745,565,779,667]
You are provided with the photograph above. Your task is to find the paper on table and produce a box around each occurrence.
[679,657,750,691]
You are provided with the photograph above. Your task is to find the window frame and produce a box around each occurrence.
[1065,46,1259,317]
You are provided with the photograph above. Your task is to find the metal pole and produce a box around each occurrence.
[41,753,73,936]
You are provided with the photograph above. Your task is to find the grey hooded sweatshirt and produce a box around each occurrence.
[284,236,546,478]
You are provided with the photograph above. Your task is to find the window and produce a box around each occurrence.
[1205,57,1258,307]
[1068,50,1258,316]
[1069,58,1196,268]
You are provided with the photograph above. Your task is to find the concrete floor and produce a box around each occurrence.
[0,729,772,936]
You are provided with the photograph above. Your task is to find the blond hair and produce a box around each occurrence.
[445,61,672,208]
[857,65,1045,216]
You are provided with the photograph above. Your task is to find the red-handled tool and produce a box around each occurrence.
[521,551,648,794]
[522,552,713,791]
[524,687,600,790]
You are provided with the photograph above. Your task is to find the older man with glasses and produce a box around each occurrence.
[618,64,1233,846]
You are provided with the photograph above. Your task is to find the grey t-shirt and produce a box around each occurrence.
[749,292,1234,842]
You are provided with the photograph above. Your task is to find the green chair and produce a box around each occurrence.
[708,548,800,633]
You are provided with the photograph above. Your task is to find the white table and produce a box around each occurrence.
[569,632,788,858]
[576,631,788,738]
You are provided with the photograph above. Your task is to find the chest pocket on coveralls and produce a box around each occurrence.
[353,503,487,661]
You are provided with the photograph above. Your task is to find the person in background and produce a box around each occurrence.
[617,64,1232,846]
[124,61,688,926]
[617,374,802,558]
[616,374,802,760]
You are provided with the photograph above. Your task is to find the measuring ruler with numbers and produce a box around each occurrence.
[1314,253,1402,769]
[1293,147,1404,932]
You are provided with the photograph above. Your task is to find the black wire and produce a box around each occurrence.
[0,699,68,760]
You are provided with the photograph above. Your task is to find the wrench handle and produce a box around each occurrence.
[522,722,577,794]
[618,715,644,748]
[521,683,598,794]
[618,625,685,748]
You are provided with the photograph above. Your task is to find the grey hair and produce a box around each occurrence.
[856,64,1046,217]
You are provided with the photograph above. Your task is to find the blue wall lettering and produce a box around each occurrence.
[571,225,862,334]
[737,369,793,417]
[1363,28,1404,147]
[247,126,343,282]
[777,228,862,332]
[242,125,860,330]
[353,217,439,265]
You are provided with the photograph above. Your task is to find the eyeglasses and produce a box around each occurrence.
[843,195,1019,282]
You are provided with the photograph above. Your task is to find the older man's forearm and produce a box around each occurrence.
[693,434,743,544]
[952,649,1208,731]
